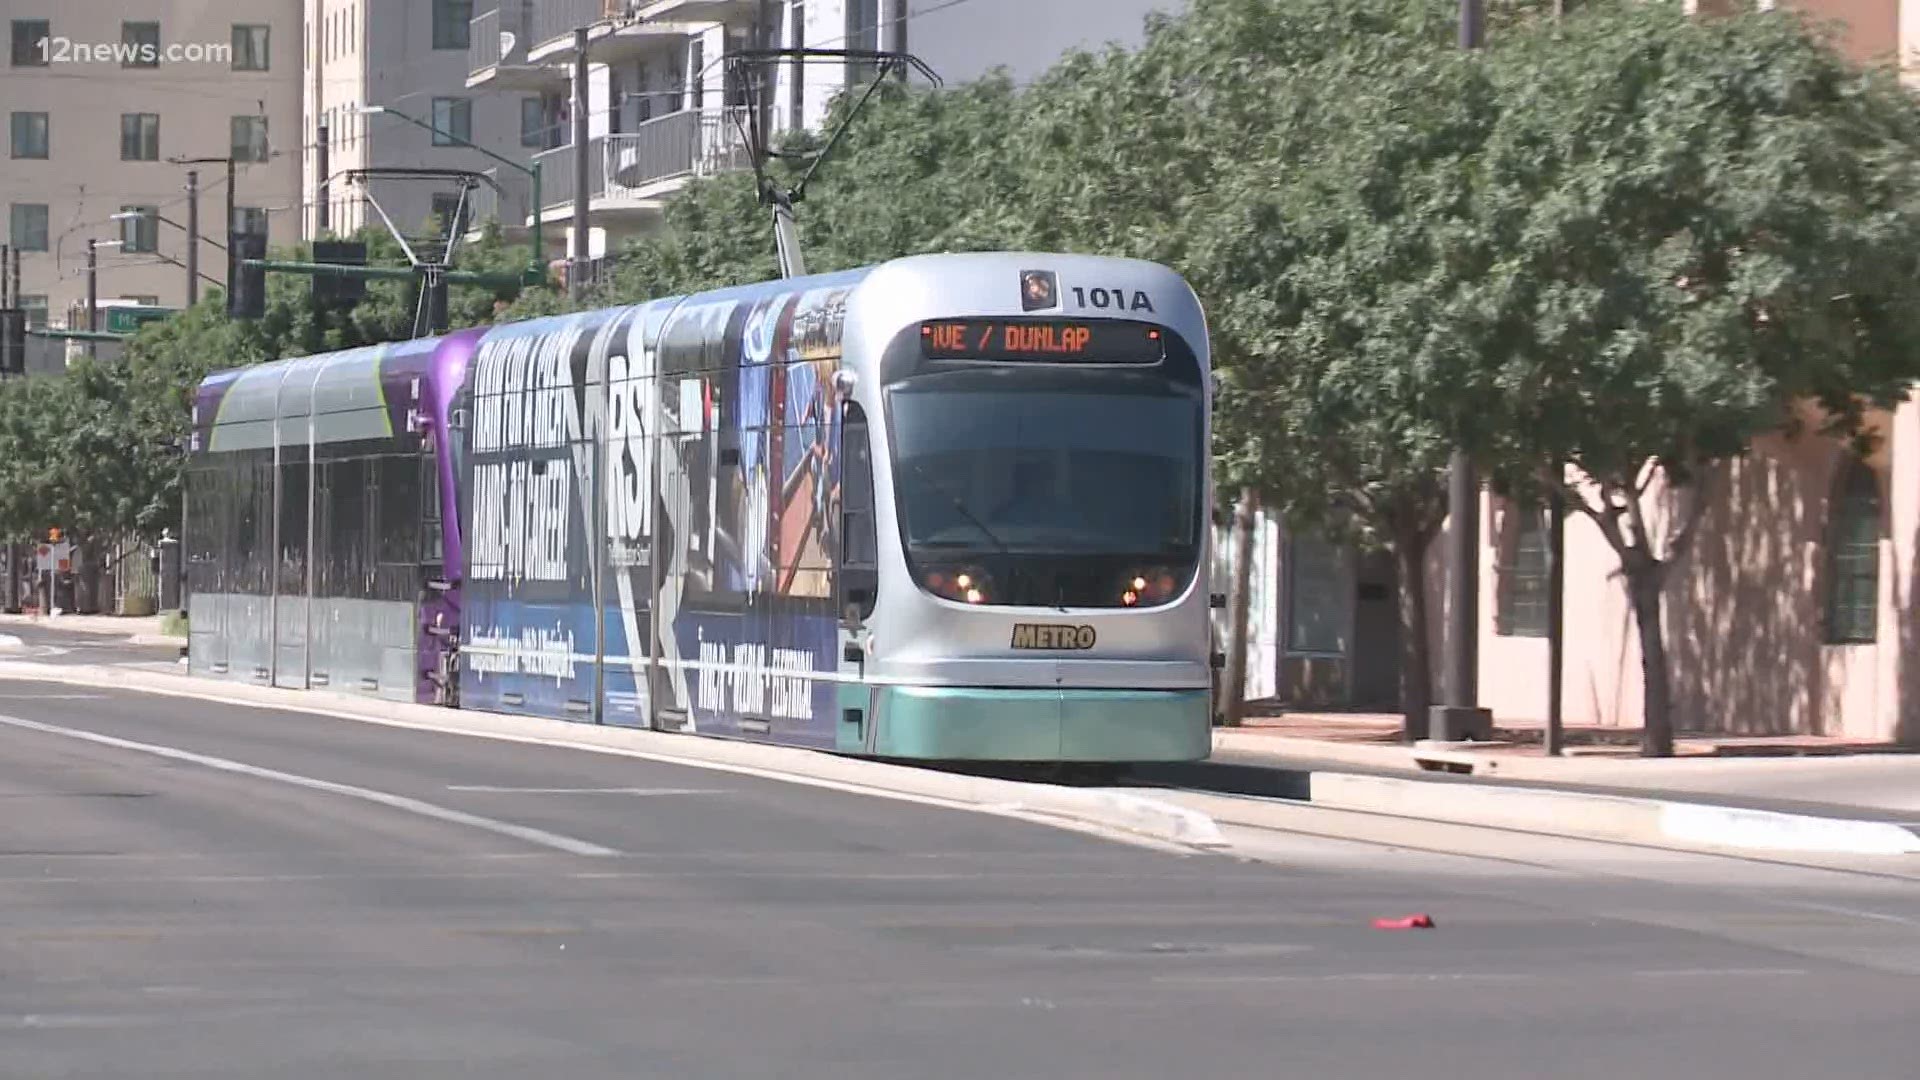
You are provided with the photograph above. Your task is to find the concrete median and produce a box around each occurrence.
[0,658,1225,852]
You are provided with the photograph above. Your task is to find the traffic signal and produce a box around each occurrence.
[0,308,22,376]
[311,240,368,309]
[227,232,268,320]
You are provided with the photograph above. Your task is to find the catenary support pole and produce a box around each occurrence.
[1546,489,1566,756]
[1427,0,1492,743]
[572,26,591,300]
[1223,488,1258,727]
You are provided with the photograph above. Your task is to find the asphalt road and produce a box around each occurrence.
[0,677,1916,1079]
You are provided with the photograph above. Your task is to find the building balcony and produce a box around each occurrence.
[527,0,719,65]
[531,106,750,225]
[626,0,763,25]
[469,1,557,90]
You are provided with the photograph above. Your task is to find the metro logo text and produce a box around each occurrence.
[1010,624,1098,650]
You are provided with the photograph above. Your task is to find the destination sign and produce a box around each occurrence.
[919,319,1165,364]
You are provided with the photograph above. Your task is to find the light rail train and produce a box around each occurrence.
[185,252,1217,762]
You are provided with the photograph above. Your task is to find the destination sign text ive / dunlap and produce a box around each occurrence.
[919,319,1165,364]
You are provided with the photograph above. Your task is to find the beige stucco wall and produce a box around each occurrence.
[1443,399,1920,743]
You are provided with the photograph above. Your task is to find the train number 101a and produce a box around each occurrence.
[1071,286,1155,314]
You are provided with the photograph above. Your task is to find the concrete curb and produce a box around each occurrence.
[0,660,1225,853]
[1307,771,1920,856]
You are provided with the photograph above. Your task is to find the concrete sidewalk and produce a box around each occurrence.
[1213,712,1920,815]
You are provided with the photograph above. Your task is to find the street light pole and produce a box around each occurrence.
[1428,0,1492,744]
[185,171,201,307]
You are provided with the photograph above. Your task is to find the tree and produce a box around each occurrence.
[1476,1,1920,754]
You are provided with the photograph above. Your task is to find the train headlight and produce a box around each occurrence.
[1119,567,1184,607]
[922,564,992,604]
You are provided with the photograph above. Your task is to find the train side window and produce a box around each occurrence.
[840,402,877,622]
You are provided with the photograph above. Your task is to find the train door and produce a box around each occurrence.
[271,438,312,689]
[834,402,878,753]
[185,458,230,677]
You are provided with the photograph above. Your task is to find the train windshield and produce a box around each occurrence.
[887,373,1204,608]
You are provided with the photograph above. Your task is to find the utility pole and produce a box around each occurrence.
[571,26,591,300]
[8,247,20,315]
[184,171,201,307]
[317,123,331,235]
[85,239,98,359]
[226,156,238,276]
[1428,0,1492,744]
[1,244,9,308]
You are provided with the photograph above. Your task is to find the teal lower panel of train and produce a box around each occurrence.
[844,685,1212,762]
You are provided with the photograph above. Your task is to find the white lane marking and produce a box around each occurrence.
[0,692,107,700]
[446,785,724,795]
[0,712,618,858]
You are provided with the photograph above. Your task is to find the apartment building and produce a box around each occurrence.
[302,0,535,247]
[461,0,1180,262]
[0,1,304,327]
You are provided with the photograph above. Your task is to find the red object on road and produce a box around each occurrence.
[1372,914,1436,930]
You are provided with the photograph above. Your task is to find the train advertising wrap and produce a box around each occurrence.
[458,312,605,720]
[458,285,851,743]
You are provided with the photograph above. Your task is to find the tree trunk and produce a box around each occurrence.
[1221,487,1259,727]
[1391,529,1434,743]
[1627,572,1674,757]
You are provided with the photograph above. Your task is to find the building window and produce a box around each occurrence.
[432,0,472,50]
[1496,503,1550,637]
[1286,533,1350,655]
[120,113,160,160]
[520,97,544,148]
[231,115,269,162]
[431,98,472,145]
[232,24,269,70]
[232,206,269,239]
[119,206,158,253]
[1824,457,1880,644]
[18,295,48,328]
[11,19,49,66]
[9,111,49,159]
[121,21,160,68]
[9,204,49,252]
[430,193,470,239]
